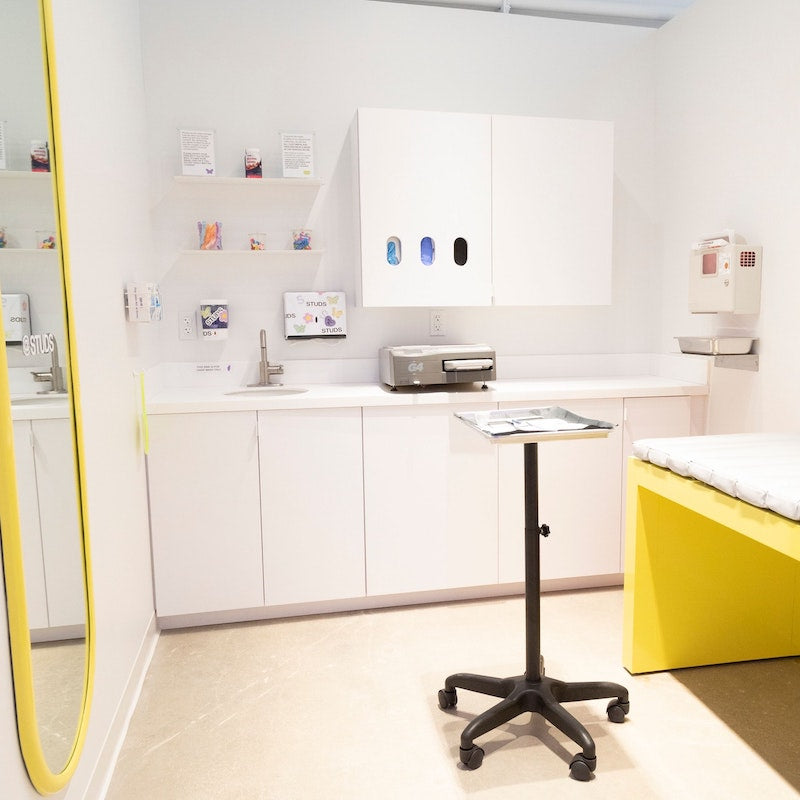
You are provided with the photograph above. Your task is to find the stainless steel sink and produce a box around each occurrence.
[224,386,308,397]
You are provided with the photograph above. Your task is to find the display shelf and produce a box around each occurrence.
[173,176,322,188]
[178,249,323,257]
[167,175,324,267]
[0,170,53,182]
[0,248,58,255]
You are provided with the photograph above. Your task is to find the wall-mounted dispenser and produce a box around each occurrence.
[283,292,347,339]
[1,293,31,343]
[125,282,163,323]
[689,231,762,314]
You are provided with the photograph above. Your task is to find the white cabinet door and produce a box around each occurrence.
[498,399,623,583]
[362,403,498,596]
[31,418,84,628]
[492,114,614,306]
[147,412,264,616]
[621,395,693,562]
[258,408,365,606]
[622,396,693,458]
[12,420,49,630]
[357,107,493,307]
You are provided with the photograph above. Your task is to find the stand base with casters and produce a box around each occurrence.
[438,433,629,781]
[438,671,629,780]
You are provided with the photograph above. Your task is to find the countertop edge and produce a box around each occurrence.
[145,377,709,415]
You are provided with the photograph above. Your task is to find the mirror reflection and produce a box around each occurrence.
[0,0,87,777]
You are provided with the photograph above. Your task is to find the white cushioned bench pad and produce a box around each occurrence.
[632,433,800,521]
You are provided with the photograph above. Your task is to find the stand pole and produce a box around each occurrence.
[524,442,541,681]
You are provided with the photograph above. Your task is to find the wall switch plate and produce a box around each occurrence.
[429,310,446,336]
[179,311,196,340]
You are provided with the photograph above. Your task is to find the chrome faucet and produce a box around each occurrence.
[32,336,66,394]
[249,329,283,386]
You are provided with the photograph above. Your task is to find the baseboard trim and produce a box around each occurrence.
[156,575,623,631]
[80,613,159,800]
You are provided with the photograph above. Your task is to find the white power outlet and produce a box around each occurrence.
[179,311,196,340]
[429,310,446,336]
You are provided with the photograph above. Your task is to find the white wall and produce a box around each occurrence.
[140,0,658,370]
[52,0,159,793]
[655,0,800,432]
[0,0,160,797]
[9,0,797,796]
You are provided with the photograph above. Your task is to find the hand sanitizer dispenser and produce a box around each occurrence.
[689,231,762,314]
[1,293,31,343]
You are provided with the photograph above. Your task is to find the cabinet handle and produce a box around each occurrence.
[387,236,401,266]
[420,236,435,266]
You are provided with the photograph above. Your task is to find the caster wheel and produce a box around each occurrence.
[438,688,457,709]
[606,699,630,723]
[569,754,596,782]
[459,745,484,770]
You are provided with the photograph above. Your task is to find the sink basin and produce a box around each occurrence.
[224,386,308,397]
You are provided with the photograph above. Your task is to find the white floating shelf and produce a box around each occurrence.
[179,249,324,257]
[0,248,58,256]
[173,176,322,188]
[0,170,53,182]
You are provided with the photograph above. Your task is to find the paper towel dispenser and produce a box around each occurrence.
[1,293,31,344]
[689,231,761,314]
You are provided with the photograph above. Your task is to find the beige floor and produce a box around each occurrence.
[106,588,800,799]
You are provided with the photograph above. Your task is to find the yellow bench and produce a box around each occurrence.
[623,457,800,674]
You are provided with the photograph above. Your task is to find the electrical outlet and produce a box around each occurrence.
[429,310,446,336]
[179,311,196,340]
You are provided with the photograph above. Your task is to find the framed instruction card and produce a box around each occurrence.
[280,132,314,177]
[179,129,216,176]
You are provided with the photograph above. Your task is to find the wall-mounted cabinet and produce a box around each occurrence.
[356,107,614,308]
[357,108,493,307]
[491,115,614,306]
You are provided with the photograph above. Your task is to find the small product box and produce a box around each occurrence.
[30,140,50,172]
[200,299,228,339]
[244,147,262,178]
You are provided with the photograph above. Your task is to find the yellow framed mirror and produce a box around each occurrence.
[0,0,95,794]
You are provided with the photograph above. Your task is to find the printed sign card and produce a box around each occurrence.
[179,129,216,176]
[280,132,314,178]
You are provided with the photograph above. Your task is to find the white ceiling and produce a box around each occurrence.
[371,0,697,27]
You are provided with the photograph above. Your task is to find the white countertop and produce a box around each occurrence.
[10,393,71,421]
[146,375,708,415]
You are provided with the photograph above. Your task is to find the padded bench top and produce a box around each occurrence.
[632,433,800,522]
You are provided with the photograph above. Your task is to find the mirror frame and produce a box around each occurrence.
[0,0,95,794]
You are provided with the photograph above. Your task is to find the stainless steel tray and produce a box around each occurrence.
[676,336,754,355]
